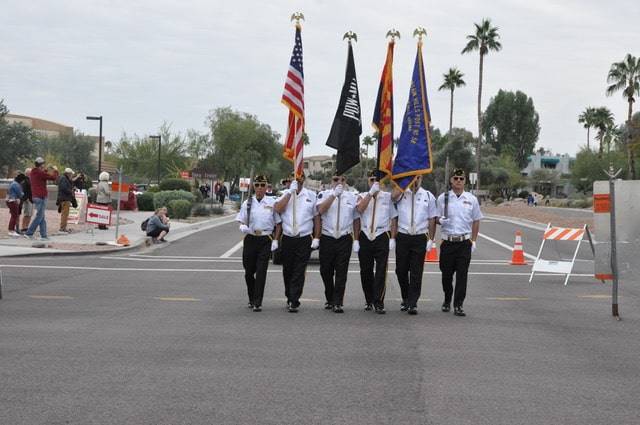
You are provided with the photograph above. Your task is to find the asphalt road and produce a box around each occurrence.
[1,218,639,425]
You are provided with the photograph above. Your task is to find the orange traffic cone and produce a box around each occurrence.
[510,231,527,265]
[116,234,131,246]
[425,244,439,262]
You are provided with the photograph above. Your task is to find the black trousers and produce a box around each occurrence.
[242,234,272,307]
[439,240,472,308]
[357,231,389,308]
[319,234,353,306]
[395,233,427,309]
[281,234,312,308]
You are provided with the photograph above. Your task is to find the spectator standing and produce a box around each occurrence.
[20,168,33,232]
[214,181,221,202]
[96,172,112,230]
[218,183,228,206]
[57,168,76,233]
[6,173,26,236]
[73,172,87,191]
[146,207,170,243]
[24,157,59,240]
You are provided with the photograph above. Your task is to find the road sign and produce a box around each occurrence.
[469,172,478,185]
[86,204,112,226]
[111,182,130,193]
[239,177,250,193]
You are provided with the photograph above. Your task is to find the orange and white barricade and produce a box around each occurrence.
[529,223,594,285]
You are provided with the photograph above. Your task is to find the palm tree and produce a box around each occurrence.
[438,68,466,134]
[462,18,502,192]
[606,53,640,179]
[592,107,615,157]
[578,106,597,150]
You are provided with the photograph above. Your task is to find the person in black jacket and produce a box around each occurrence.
[19,168,33,233]
[57,168,77,233]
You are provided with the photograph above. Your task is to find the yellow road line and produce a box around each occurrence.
[154,297,200,302]
[486,297,530,301]
[29,295,74,300]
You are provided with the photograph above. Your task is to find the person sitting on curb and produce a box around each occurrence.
[146,207,170,243]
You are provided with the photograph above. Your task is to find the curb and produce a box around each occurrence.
[0,213,237,258]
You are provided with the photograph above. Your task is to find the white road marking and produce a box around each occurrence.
[477,232,538,261]
[220,240,244,258]
[0,264,594,277]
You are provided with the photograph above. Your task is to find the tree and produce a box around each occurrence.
[571,147,627,193]
[206,107,286,190]
[578,106,597,150]
[591,107,614,157]
[481,90,540,169]
[0,100,36,177]
[438,67,466,134]
[36,132,97,177]
[606,53,640,179]
[461,18,502,191]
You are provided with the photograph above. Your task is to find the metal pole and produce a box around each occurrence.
[157,136,161,185]
[115,167,123,241]
[606,164,622,319]
[98,117,103,175]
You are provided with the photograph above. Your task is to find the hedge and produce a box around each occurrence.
[137,192,155,211]
[153,190,195,210]
[167,199,191,219]
[159,178,191,192]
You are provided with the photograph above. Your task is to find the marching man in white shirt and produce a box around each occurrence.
[236,175,282,312]
[392,174,438,315]
[355,170,398,314]
[316,174,359,313]
[436,168,483,317]
[274,172,321,313]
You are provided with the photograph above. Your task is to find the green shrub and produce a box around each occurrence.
[192,189,204,203]
[159,178,191,192]
[167,199,191,219]
[153,190,195,210]
[211,206,225,215]
[518,190,529,199]
[493,197,504,204]
[191,203,211,217]
[137,192,155,211]
[147,185,160,193]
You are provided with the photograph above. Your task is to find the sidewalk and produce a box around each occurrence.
[482,203,593,230]
[0,204,237,257]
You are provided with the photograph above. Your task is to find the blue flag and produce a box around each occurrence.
[392,41,433,190]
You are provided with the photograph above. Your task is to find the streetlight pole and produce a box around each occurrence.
[149,135,161,185]
[86,116,103,176]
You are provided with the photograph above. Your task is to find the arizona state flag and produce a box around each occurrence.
[326,41,362,175]
[372,41,395,179]
[392,40,433,190]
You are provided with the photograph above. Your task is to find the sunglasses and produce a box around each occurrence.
[452,176,465,181]
[254,183,267,188]
[368,177,379,182]
[332,177,345,182]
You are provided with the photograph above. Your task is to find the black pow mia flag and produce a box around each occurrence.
[326,42,362,175]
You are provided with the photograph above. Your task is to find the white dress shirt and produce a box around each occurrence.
[395,187,438,235]
[236,195,281,235]
[436,190,483,237]
[316,190,358,238]
[356,191,397,241]
[277,187,318,237]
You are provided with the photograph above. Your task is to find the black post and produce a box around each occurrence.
[86,115,103,177]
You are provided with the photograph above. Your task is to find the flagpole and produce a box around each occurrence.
[289,12,304,235]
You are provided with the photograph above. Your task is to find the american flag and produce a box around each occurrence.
[281,25,305,178]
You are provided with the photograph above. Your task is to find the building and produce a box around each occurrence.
[303,155,333,177]
[521,150,575,197]
[521,151,572,176]
[5,114,74,138]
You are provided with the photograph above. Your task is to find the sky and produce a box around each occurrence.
[1,0,639,158]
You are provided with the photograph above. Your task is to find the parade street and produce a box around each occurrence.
[1,217,639,425]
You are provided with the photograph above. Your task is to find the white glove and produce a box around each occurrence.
[271,239,279,251]
[239,224,251,234]
[389,238,396,250]
[369,182,380,196]
[439,216,450,225]
[426,239,434,252]
[471,240,477,253]
[352,240,360,253]
[333,184,344,197]
[288,180,298,194]
[311,238,320,249]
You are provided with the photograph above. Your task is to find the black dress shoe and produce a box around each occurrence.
[333,305,344,313]
[400,303,408,312]
[247,303,254,309]
[441,303,451,313]
[374,306,386,315]
[454,307,466,317]
[253,305,262,312]
[288,305,299,313]
[408,307,418,315]
[364,304,373,311]
[324,302,333,310]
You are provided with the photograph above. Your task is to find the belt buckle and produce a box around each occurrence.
[255,229,262,236]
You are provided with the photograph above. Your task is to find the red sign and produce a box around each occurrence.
[593,194,610,213]
[111,182,130,193]
[180,171,190,179]
[86,204,112,225]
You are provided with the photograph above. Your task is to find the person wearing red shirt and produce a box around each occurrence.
[24,157,59,240]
